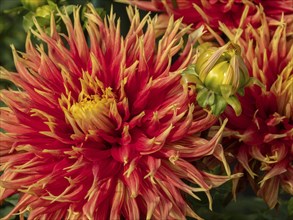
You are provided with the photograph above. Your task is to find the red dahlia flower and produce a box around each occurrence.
[0,4,236,219]
[218,6,293,208]
[119,0,293,32]
[254,0,293,31]
[119,0,250,31]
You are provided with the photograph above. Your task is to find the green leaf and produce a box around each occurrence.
[5,194,19,206]
[35,16,51,26]
[0,205,15,219]
[23,11,35,32]
[35,5,54,18]
[288,197,293,216]
[3,6,27,15]
[47,0,58,8]
[61,5,75,15]
[21,0,47,11]
[0,194,19,219]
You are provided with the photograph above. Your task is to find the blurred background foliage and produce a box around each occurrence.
[0,0,130,71]
[0,0,292,219]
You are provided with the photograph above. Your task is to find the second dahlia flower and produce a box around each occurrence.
[0,4,236,219]
[119,0,293,33]
[218,6,293,209]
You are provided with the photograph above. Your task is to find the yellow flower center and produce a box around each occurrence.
[69,91,115,134]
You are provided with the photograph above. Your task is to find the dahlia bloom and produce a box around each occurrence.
[0,4,236,219]
[255,0,293,31]
[119,0,293,32]
[217,6,293,208]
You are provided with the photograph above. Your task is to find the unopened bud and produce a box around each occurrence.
[182,42,253,116]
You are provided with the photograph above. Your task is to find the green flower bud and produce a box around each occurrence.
[35,5,52,18]
[182,42,253,116]
[21,0,47,11]
[204,61,230,93]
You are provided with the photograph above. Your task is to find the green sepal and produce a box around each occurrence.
[181,64,203,86]
[196,87,209,108]
[210,94,227,116]
[182,73,203,86]
[247,77,266,91]
[237,87,245,96]
[220,84,233,100]
[226,95,242,116]
[207,92,215,106]
[182,64,197,76]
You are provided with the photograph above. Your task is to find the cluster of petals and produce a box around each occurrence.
[120,0,293,33]
[0,4,237,220]
[121,0,293,209]
[218,6,293,208]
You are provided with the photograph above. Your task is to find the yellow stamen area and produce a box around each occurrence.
[71,95,109,126]
[65,90,115,136]
[58,69,119,137]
